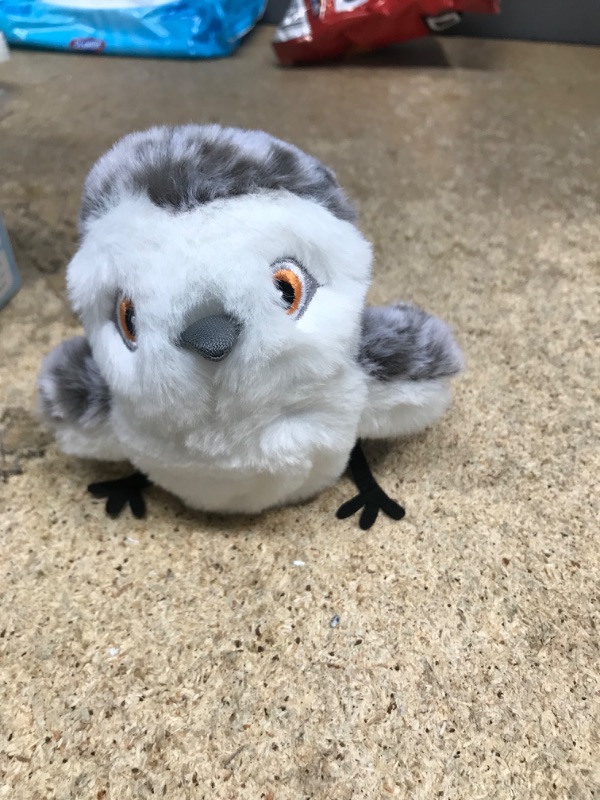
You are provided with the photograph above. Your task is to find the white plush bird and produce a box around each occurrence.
[38,125,463,528]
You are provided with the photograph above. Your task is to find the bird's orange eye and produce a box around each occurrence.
[273,267,303,316]
[118,297,137,347]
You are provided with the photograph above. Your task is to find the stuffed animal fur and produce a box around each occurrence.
[38,125,463,528]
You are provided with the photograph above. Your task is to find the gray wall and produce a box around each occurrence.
[263,0,600,46]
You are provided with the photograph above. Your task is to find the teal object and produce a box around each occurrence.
[0,0,265,58]
[0,214,21,310]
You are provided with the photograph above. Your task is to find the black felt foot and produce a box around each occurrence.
[336,440,405,530]
[88,471,152,519]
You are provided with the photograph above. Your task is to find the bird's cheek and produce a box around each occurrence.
[234,316,291,365]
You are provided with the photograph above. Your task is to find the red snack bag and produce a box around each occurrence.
[273,0,500,65]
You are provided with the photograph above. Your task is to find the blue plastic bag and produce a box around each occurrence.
[0,0,265,58]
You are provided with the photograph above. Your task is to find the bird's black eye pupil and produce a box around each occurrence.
[276,278,295,307]
[125,306,136,337]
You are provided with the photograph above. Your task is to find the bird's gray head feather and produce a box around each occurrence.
[80,124,356,231]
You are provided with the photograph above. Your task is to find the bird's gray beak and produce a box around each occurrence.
[179,314,242,361]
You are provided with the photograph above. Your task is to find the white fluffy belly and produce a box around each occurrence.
[139,449,348,514]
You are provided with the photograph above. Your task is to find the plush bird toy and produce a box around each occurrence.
[38,125,463,529]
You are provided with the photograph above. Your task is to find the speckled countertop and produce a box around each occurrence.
[1,29,599,799]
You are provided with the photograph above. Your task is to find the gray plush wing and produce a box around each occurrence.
[38,336,111,429]
[358,304,463,382]
[357,304,464,440]
[38,337,124,461]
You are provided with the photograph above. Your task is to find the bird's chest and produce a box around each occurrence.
[123,408,348,514]
[114,367,367,512]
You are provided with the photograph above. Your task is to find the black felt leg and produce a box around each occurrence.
[336,440,405,530]
[88,471,152,519]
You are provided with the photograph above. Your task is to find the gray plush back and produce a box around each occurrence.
[80,125,356,228]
